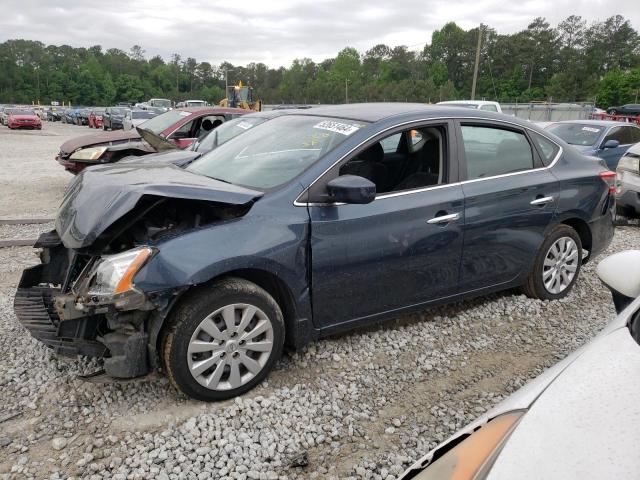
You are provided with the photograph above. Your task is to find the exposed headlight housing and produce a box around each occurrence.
[617,155,640,174]
[408,411,524,480]
[88,247,154,297]
[70,146,108,161]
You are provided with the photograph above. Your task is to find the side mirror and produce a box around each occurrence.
[597,250,640,312]
[326,175,376,204]
[603,139,620,149]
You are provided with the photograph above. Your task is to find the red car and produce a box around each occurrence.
[56,107,247,173]
[88,108,105,129]
[7,109,42,130]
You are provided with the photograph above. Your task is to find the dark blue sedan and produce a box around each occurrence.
[15,104,615,401]
[545,120,640,170]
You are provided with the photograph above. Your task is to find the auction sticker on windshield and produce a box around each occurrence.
[313,120,362,136]
[582,126,601,133]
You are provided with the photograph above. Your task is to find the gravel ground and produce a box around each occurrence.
[0,122,75,218]
[0,124,639,479]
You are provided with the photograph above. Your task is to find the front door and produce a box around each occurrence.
[308,122,464,330]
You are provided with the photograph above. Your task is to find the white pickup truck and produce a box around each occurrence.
[437,100,502,113]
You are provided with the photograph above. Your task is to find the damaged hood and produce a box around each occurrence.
[118,149,201,167]
[137,127,179,152]
[59,130,145,156]
[56,164,263,249]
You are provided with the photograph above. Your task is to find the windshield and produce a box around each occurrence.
[193,116,269,152]
[137,110,190,134]
[546,123,603,146]
[111,108,127,116]
[13,110,35,115]
[132,110,157,119]
[188,115,367,189]
[187,101,206,107]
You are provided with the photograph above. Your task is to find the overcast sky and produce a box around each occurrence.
[2,0,638,67]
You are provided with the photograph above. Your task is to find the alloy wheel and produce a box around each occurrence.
[187,303,274,391]
[542,237,579,294]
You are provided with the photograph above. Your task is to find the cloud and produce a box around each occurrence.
[1,0,638,67]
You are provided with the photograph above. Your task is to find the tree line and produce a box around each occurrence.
[0,15,638,108]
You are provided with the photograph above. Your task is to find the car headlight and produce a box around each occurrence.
[88,247,154,298]
[410,411,524,480]
[70,146,109,161]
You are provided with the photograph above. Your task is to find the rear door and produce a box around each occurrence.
[456,121,560,292]
[308,121,465,330]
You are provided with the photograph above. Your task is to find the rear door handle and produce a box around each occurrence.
[427,212,460,224]
[530,196,554,206]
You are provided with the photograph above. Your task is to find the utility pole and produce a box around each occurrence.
[471,24,483,100]
[345,78,349,104]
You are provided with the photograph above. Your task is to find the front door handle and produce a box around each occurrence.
[530,196,555,206]
[427,212,460,224]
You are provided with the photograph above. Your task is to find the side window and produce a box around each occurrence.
[338,125,447,195]
[480,104,498,112]
[603,127,626,145]
[380,133,401,153]
[461,125,534,180]
[629,127,640,144]
[530,132,560,165]
[171,120,196,139]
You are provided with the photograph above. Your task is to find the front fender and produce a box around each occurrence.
[134,214,310,307]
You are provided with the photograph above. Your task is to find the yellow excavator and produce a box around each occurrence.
[218,81,262,111]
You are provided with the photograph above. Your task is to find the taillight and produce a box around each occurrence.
[599,171,617,194]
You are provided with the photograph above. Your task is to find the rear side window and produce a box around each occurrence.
[461,126,534,180]
[530,132,560,165]
[630,127,640,144]
[604,127,627,145]
[480,104,498,112]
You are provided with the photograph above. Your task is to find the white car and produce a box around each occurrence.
[616,142,640,217]
[123,109,160,130]
[437,100,502,113]
[401,250,640,480]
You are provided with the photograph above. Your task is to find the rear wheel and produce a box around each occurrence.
[522,225,582,300]
[161,278,285,401]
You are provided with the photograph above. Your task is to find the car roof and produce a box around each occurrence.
[282,102,513,123]
[552,119,635,127]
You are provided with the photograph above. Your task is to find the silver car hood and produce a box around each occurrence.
[402,295,640,479]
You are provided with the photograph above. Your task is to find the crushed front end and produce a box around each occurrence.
[14,231,157,378]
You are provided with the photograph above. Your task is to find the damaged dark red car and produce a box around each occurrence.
[56,107,247,174]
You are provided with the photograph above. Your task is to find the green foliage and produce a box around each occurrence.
[0,15,638,107]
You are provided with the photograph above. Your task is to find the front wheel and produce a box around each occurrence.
[161,278,285,401]
[522,225,582,300]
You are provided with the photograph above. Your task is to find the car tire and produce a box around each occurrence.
[610,109,618,115]
[161,278,285,401]
[522,225,582,300]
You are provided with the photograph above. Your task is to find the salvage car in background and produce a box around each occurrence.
[616,142,640,217]
[545,120,640,170]
[400,250,640,480]
[607,103,640,116]
[102,106,128,130]
[88,108,105,128]
[437,100,503,113]
[123,109,159,130]
[16,104,615,401]
[7,109,42,129]
[56,107,247,173]
[119,110,284,167]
